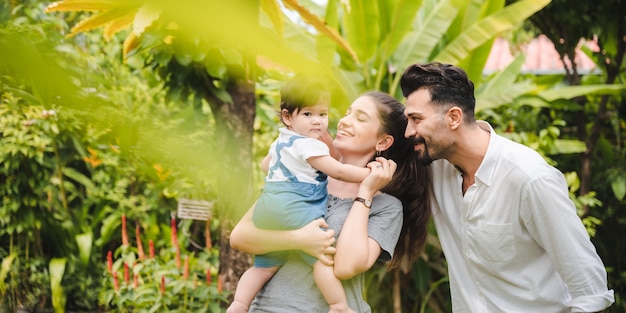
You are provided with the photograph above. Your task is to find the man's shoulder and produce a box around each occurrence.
[495,135,552,169]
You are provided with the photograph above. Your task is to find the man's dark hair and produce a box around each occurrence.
[400,62,476,122]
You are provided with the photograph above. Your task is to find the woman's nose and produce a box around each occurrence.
[338,116,350,127]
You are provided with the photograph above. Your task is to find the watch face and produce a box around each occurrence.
[364,199,372,207]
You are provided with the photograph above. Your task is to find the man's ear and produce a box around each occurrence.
[448,106,463,130]
[377,134,394,152]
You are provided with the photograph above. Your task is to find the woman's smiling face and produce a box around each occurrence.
[334,95,384,158]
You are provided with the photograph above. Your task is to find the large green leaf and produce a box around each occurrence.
[390,0,458,95]
[70,6,138,36]
[76,232,93,266]
[475,53,536,111]
[62,167,96,190]
[331,68,365,110]
[284,0,358,61]
[318,0,341,65]
[476,81,535,112]
[260,0,284,35]
[278,8,318,60]
[552,139,586,154]
[434,0,550,65]
[49,258,67,313]
[156,0,337,85]
[344,0,380,63]
[538,84,625,101]
[0,253,16,294]
[479,52,525,93]
[463,0,505,82]
[611,175,626,201]
[445,0,477,40]
[379,0,423,57]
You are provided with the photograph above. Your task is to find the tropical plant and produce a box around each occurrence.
[100,214,227,312]
[517,0,626,308]
[6,0,623,312]
[0,2,205,310]
[0,252,16,309]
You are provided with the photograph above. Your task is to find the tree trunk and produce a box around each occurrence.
[202,0,260,303]
[219,224,253,301]
[203,66,257,303]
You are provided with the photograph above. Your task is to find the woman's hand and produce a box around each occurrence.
[360,157,397,198]
[333,157,395,279]
[296,219,337,265]
[230,206,336,265]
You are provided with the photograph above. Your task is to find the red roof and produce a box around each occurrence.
[484,35,600,75]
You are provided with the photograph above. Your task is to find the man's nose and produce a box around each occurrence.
[405,123,416,138]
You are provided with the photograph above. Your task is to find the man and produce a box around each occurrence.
[400,62,614,312]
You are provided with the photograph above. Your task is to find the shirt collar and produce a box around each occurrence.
[474,121,500,187]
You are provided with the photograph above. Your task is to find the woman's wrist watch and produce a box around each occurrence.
[354,197,372,208]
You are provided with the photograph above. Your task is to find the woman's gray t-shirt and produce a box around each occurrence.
[249,193,403,313]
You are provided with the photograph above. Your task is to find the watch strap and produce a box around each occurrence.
[354,197,372,208]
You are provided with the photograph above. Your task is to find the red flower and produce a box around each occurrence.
[149,240,155,258]
[171,218,178,246]
[107,250,113,273]
[133,273,139,289]
[113,272,119,291]
[206,269,212,285]
[136,223,145,261]
[160,276,166,295]
[121,214,128,246]
[124,263,129,283]
[217,274,223,293]
[183,256,189,280]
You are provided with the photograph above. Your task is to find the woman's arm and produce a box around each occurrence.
[230,204,337,265]
[334,158,397,279]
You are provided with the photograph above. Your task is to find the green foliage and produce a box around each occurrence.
[1,2,227,310]
[100,217,227,312]
[2,0,624,312]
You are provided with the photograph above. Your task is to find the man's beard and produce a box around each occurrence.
[408,136,433,166]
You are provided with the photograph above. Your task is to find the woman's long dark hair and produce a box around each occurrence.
[365,91,432,269]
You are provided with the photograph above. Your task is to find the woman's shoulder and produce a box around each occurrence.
[372,192,402,211]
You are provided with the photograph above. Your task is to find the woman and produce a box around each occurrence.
[230,91,431,312]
